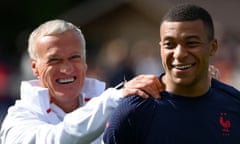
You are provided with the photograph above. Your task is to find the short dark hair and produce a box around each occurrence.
[161,3,214,41]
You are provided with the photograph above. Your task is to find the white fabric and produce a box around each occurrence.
[0,77,123,144]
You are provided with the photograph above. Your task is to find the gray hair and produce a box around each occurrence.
[28,19,86,60]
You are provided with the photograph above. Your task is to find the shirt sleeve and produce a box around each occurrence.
[103,96,156,144]
[0,88,124,144]
[63,88,124,143]
[103,96,137,144]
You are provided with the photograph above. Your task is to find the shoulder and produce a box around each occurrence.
[211,78,240,98]
[119,95,156,113]
[3,101,45,122]
[103,96,156,143]
[107,95,156,126]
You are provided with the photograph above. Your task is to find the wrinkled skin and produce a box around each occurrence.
[31,30,87,113]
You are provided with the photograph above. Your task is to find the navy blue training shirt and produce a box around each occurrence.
[103,79,240,144]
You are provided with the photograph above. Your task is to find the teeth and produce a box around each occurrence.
[57,77,75,84]
[174,64,192,69]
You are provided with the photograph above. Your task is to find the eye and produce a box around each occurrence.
[186,41,201,48]
[69,55,82,61]
[162,41,176,49]
[47,57,61,64]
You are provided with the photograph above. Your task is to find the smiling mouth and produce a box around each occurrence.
[56,76,76,84]
[173,64,194,70]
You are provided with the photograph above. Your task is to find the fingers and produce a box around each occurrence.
[122,74,164,99]
[123,87,149,99]
[209,65,220,80]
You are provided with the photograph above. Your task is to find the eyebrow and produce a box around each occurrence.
[161,35,201,41]
[183,35,201,40]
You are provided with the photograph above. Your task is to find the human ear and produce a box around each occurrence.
[30,59,40,77]
[210,39,218,56]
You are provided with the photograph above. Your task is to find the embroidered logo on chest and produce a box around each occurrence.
[219,112,231,136]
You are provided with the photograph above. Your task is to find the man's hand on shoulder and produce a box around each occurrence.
[122,75,164,99]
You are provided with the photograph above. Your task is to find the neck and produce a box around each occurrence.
[162,74,210,97]
[61,101,80,113]
[51,97,81,113]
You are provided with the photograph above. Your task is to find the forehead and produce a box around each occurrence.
[160,20,207,40]
[36,30,83,55]
[39,30,81,46]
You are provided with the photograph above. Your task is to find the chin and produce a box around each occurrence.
[174,77,195,86]
[55,91,78,98]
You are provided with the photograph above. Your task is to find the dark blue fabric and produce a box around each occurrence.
[0,97,15,128]
[103,79,240,144]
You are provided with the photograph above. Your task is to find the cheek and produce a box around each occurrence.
[38,64,48,76]
[76,62,87,73]
[37,65,53,86]
[160,50,173,71]
[160,50,169,63]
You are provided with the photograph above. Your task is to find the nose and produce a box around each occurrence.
[173,44,188,60]
[60,61,74,75]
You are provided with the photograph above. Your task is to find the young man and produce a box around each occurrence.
[0,19,163,144]
[103,4,240,144]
